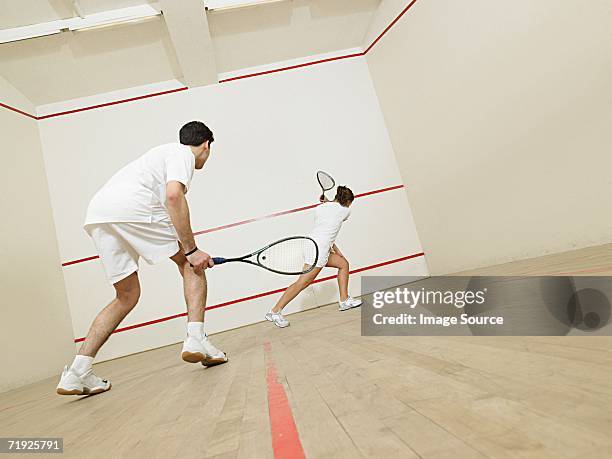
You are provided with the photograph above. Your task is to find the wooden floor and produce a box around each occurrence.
[2,245,612,458]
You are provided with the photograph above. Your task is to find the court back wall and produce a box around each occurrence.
[37,55,427,361]
[366,0,612,274]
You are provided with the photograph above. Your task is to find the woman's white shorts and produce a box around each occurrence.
[85,221,180,284]
[304,239,331,268]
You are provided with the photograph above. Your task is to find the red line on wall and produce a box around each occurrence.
[61,184,404,267]
[354,184,404,198]
[194,203,319,236]
[364,0,419,54]
[0,102,38,120]
[264,341,307,459]
[62,255,100,266]
[0,1,419,119]
[37,87,188,120]
[218,52,364,83]
[73,252,425,342]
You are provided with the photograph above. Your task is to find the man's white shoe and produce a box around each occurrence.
[56,366,111,396]
[265,311,290,328]
[339,296,362,311]
[181,333,228,367]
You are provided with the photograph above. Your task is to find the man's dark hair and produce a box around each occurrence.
[335,186,354,207]
[179,121,214,146]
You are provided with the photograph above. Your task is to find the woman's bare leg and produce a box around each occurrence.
[271,267,322,313]
[326,253,350,301]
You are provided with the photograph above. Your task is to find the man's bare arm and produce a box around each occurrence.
[166,181,197,251]
[166,181,212,269]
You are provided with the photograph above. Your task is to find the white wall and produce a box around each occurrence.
[0,81,75,393]
[37,53,427,361]
[0,75,36,114]
[366,0,612,274]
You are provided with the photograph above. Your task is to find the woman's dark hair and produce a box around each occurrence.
[335,186,354,207]
[179,121,214,146]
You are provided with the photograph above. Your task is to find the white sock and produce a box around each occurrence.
[70,355,93,376]
[187,322,204,340]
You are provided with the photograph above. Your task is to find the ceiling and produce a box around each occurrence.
[0,0,158,29]
[0,0,381,106]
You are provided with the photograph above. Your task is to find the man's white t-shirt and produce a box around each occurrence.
[310,202,351,253]
[85,143,195,226]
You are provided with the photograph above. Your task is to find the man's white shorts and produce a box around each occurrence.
[85,221,180,284]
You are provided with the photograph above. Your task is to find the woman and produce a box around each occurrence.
[265,186,362,328]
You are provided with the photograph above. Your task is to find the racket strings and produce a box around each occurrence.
[258,238,318,274]
[317,171,335,191]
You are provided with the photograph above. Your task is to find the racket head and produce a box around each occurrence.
[317,170,335,192]
[256,236,319,275]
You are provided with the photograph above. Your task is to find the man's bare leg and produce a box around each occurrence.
[171,250,227,366]
[170,251,206,322]
[57,272,140,395]
[79,272,141,357]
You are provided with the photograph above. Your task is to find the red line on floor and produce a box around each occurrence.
[73,251,425,342]
[264,341,307,459]
[62,184,404,267]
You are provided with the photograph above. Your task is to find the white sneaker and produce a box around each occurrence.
[182,333,228,367]
[265,311,290,328]
[347,296,363,308]
[339,296,362,311]
[56,366,111,396]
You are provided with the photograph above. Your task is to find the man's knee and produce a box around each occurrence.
[118,286,140,306]
[114,275,141,306]
[171,252,190,274]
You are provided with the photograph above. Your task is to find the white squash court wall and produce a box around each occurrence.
[37,53,428,361]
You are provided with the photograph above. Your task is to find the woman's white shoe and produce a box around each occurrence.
[265,311,290,328]
[347,296,362,308]
[339,296,362,311]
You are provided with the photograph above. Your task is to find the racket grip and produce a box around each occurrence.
[212,257,226,265]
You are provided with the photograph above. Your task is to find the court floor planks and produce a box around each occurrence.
[1,244,612,458]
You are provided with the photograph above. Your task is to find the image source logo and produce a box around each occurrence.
[361,276,612,336]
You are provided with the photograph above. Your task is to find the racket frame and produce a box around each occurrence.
[317,170,335,201]
[213,236,319,275]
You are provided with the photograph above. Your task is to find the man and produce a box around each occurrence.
[57,121,227,396]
